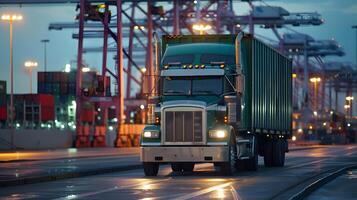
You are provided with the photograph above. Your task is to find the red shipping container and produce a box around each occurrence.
[0,106,7,120]
[37,94,55,106]
[81,109,94,123]
[41,106,55,121]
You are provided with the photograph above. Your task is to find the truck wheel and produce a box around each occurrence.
[171,163,183,172]
[182,163,195,172]
[143,162,159,176]
[272,139,285,167]
[219,136,237,175]
[264,139,274,167]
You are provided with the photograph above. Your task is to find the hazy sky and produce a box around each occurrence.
[0,0,356,95]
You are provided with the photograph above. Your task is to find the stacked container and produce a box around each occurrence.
[11,94,55,126]
[0,81,7,123]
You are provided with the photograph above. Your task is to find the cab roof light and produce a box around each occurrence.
[200,64,205,69]
[188,64,193,69]
[219,64,225,69]
[195,64,199,69]
[164,65,169,69]
[182,65,187,69]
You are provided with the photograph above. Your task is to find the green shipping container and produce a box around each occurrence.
[240,34,292,135]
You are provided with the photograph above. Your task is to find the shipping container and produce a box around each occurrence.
[61,72,69,83]
[0,81,6,94]
[0,106,7,121]
[45,72,53,82]
[240,35,292,134]
[0,94,6,107]
[10,94,55,122]
[53,72,62,82]
[38,72,45,82]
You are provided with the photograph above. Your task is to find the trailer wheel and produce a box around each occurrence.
[264,139,274,167]
[171,163,183,172]
[272,139,285,167]
[182,163,195,172]
[143,162,159,176]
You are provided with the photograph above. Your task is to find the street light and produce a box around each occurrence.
[345,96,354,119]
[352,26,357,65]
[309,77,321,83]
[24,61,38,93]
[192,23,212,35]
[1,14,23,149]
[41,39,50,72]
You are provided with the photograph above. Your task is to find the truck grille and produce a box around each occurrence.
[165,110,203,143]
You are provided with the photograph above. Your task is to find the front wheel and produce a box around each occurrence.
[143,162,159,176]
[218,136,238,175]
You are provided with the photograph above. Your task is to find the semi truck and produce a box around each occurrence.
[140,33,292,176]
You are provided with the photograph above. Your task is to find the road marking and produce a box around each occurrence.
[171,181,233,200]
[230,185,242,200]
[52,178,171,200]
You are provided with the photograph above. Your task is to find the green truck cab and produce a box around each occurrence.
[140,33,292,176]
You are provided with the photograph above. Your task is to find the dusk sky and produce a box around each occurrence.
[0,0,356,95]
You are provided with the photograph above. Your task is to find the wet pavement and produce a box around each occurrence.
[0,145,356,199]
[0,148,139,162]
[307,168,357,200]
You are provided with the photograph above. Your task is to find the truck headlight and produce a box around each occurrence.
[143,131,160,138]
[209,130,227,138]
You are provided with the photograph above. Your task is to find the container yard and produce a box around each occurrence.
[0,0,357,199]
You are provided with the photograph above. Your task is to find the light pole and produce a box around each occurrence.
[310,77,321,112]
[24,61,38,94]
[41,39,50,72]
[352,26,357,65]
[1,14,23,149]
[346,96,354,119]
[310,77,321,133]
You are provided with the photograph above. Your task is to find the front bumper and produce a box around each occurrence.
[140,146,229,163]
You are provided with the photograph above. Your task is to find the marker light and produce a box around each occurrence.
[143,131,160,138]
[164,65,169,69]
[209,130,227,139]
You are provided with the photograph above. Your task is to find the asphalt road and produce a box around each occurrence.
[0,145,356,200]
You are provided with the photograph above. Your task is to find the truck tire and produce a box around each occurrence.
[143,162,159,176]
[219,136,238,175]
[272,139,285,167]
[264,139,274,167]
[182,163,195,172]
[171,163,182,172]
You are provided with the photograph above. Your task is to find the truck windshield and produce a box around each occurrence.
[162,54,194,65]
[200,54,235,65]
[163,77,222,96]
